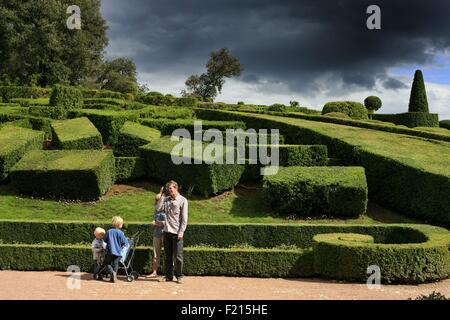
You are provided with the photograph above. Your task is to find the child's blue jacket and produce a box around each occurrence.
[104,228,129,257]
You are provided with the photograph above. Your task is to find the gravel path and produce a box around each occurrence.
[0,271,448,300]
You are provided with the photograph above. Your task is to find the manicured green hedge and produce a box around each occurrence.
[322,101,368,120]
[49,85,83,110]
[115,157,146,182]
[440,120,450,130]
[0,222,448,282]
[135,106,195,120]
[247,144,328,167]
[193,109,450,225]
[140,136,245,196]
[193,130,285,145]
[0,126,45,182]
[80,89,126,100]
[263,167,368,218]
[115,121,161,157]
[0,244,314,278]
[139,119,246,136]
[28,106,68,120]
[313,231,450,284]
[51,117,103,150]
[373,112,439,128]
[68,109,138,145]
[0,86,51,102]
[10,150,115,200]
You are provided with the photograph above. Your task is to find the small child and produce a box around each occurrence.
[92,227,107,280]
[104,216,129,283]
[148,193,166,278]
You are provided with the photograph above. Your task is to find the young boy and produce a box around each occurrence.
[92,227,107,280]
[148,193,166,278]
[103,216,129,283]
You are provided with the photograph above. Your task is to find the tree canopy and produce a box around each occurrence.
[0,0,108,87]
[183,48,243,100]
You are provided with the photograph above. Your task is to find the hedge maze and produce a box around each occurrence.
[0,85,449,284]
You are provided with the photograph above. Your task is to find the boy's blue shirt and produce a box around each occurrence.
[104,228,129,257]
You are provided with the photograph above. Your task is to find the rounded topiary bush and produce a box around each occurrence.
[322,101,368,120]
[313,227,450,284]
[440,120,450,130]
[323,112,352,120]
[268,104,287,112]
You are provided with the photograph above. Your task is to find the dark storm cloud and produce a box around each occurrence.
[101,0,450,95]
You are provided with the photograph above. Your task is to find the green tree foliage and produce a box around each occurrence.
[408,70,429,113]
[97,58,139,94]
[183,48,243,100]
[364,96,382,113]
[0,0,108,87]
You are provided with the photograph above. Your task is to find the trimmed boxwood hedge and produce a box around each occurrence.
[0,126,44,182]
[135,106,195,120]
[140,136,245,196]
[313,231,450,284]
[249,144,328,167]
[28,106,68,120]
[49,85,83,110]
[0,86,51,102]
[439,120,450,130]
[373,113,439,128]
[322,101,368,120]
[193,109,450,226]
[0,222,448,282]
[69,109,138,146]
[115,121,161,157]
[139,119,246,136]
[10,150,115,200]
[51,117,103,150]
[115,157,146,182]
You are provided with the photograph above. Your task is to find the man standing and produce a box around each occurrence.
[155,180,188,284]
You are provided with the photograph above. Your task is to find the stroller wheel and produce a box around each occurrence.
[127,275,134,282]
[131,271,140,280]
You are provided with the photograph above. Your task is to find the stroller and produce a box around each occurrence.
[98,231,143,282]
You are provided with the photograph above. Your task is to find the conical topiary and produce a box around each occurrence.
[408,70,429,113]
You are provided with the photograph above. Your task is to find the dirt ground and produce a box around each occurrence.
[0,271,448,300]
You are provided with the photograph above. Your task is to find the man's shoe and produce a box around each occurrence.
[110,272,117,283]
[176,277,183,284]
[164,277,174,282]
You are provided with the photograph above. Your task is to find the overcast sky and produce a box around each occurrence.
[101,0,450,119]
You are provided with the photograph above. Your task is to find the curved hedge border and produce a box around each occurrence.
[313,231,450,284]
[441,120,450,130]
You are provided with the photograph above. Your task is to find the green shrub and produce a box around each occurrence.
[28,106,68,120]
[80,89,126,100]
[374,113,439,128]
[140,136,245,196]
[263,167,368,218]
[408,70,429,113]
[268,104,287,112]
[247,145,328,167]
[440,120,450,130]
[51,117,103,150]
[364,96,382,114]
[139,119,246,136]
[49,85,83,110]
[134,106,195,120]
[323,112,352,120]
[10,150,115,200]
[115,121,161,157]
[313,230,450,284]
[175,96,199,107]
[68,109,138,145]
[193,109,450,225]
[81,103,123,112]
[0,127,44,182]
[322,101,368,120]
[0,86,51,102]
[115,157,146,182]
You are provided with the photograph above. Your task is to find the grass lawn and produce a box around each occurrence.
[0,180,418,225]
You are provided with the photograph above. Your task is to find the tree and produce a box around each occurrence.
[290,101,300,107]
[408,70,429,113]
[364,96,382,119]
[97,58,139,94]
[0,0,108,87]
[183,48,243,100]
